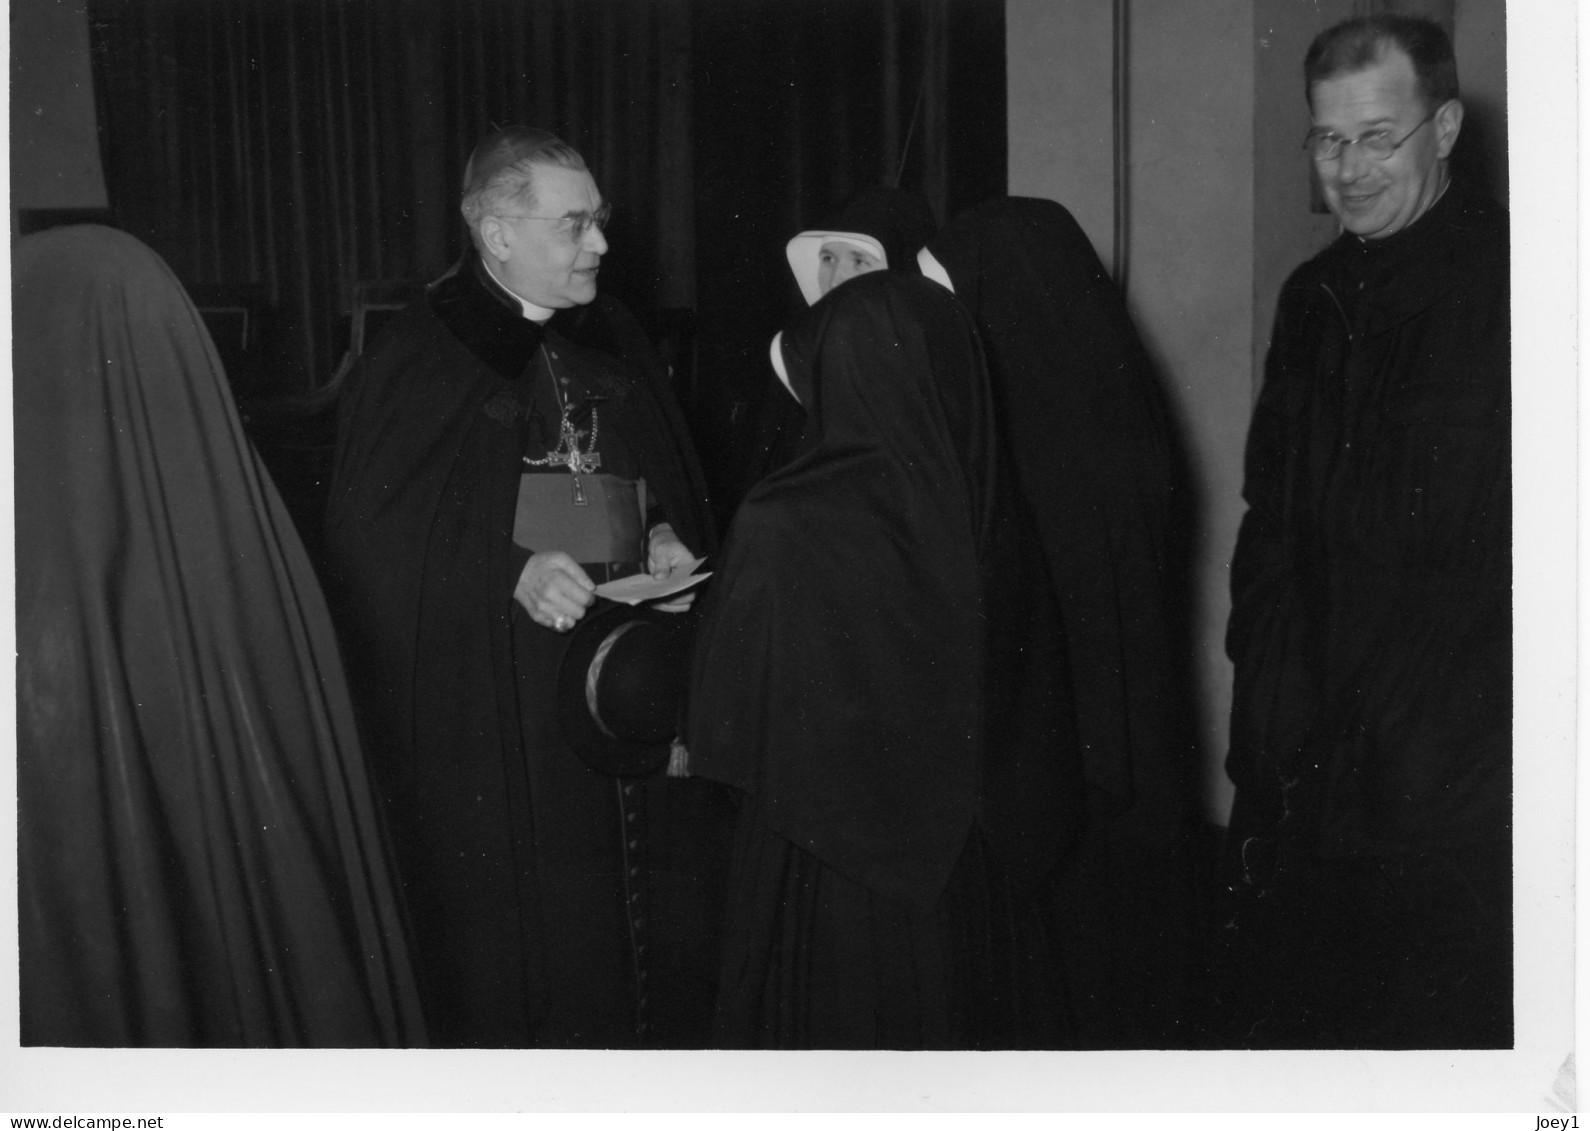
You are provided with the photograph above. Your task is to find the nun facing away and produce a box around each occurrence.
[15,225,424,1046]
[922,197,1197,1047]
[686,271,1081,1049]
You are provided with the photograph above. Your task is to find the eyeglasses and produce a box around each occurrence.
[1303,109,1438,163]
[497,202,612,243]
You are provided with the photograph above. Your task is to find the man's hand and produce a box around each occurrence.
[514,551,596,632]
[646,523,696,613]
[646,523,691,577]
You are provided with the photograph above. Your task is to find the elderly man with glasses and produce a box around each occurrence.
[324,127,727,1048]
[1212,16,1510,1048]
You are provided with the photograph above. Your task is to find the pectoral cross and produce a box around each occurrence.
[526,365,604,505]
[549,423,601,505]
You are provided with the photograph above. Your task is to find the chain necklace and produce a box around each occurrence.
[523,345,600,506]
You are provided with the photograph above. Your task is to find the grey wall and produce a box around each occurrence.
[11,0,106,219]
[1009,0,1255,821]
[1007,2,1117,264]
[1452,0,1508,209]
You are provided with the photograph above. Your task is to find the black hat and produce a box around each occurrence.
[557,600,695,777]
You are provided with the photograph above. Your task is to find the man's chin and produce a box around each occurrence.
[1333,207,1390,239]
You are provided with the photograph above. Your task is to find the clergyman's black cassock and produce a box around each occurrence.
[1214,176,1511,1048]
[323,257,729,1047]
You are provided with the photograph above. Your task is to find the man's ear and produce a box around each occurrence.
[479,216,513,263]
[1433,97,1464,160]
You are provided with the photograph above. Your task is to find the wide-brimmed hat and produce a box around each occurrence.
[557,599,695,777]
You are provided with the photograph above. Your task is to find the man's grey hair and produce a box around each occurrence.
[460,126,588,250]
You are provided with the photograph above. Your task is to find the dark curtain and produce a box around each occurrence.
[89,0,695,393]
[86,0,1005,507]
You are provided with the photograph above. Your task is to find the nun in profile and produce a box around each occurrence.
[15,225,424,1047]
[738,185,940,493]
[782,183,939,305]
[686,270,1081,1049]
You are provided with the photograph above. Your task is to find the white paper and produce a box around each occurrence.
[593,557,710,605]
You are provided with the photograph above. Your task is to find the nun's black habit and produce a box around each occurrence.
[15,226,424,1047]
[687,272,1078,1049]
[925,197,1197,1047]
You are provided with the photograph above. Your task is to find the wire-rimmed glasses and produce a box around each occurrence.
[498,202,612,243]
[1302,109,1438,163]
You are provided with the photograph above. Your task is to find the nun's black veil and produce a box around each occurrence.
[687,272,1077,1047]
[927,197,1196,1045]
[689,271,993,909]
[829,184,938,274]
[14,226,424,1046]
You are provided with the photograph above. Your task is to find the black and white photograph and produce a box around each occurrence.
[4,0,1576,1118]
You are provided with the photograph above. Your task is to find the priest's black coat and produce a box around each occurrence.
[1212,178,1511,1048]
[323,258,723,1046]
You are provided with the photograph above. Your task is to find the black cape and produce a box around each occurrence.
[687,272,1077,1047]
[16,226,424,1047]
[926,197,1197,1046]
[323,257,724,1046]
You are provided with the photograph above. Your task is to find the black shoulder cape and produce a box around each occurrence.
[687,272,998,910]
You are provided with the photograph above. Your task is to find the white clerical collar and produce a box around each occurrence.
[483,257,557,323]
